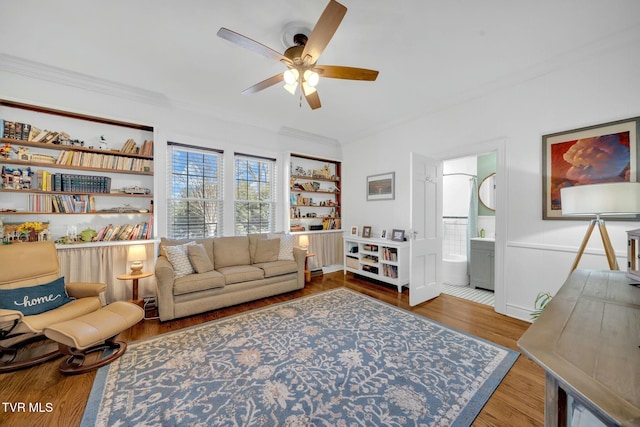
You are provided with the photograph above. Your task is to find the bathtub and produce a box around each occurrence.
[443,254,469,286]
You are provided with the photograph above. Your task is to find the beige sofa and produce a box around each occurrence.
[155,234,305,321]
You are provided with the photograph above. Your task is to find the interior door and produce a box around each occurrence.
[409,152,442,306]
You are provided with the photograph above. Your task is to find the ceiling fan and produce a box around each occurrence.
[217,0,379,110]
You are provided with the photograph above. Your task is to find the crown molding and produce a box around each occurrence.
[0,53,170,107]
[278,126,340,146]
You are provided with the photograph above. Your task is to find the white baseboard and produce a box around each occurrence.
[322,264,344,274]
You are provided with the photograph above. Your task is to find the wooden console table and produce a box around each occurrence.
[518,270,640,426]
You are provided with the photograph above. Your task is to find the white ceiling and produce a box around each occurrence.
[2,0,640,143]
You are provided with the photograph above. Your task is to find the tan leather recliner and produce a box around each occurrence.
[0,241,105,372]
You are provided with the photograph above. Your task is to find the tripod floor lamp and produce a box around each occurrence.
[561,182,640,273]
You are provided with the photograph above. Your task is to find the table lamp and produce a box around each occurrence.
[127,244,147,275]
[298,235,309,250]
[561,182,640,273]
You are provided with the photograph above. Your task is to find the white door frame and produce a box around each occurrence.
[435,137,507,315]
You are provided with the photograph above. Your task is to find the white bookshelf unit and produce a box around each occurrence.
[343,235,409,292]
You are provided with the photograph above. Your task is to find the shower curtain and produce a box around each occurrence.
[466,177,478,273]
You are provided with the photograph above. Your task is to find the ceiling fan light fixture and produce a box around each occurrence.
[302,81,317,95]
[283,69,299,85]
[304,70,320,87]
[283,83,298,95]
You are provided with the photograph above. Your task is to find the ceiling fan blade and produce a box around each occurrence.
[217,28,291,64]
[241,73,285,95]
[301,0,347,64]
[302,85,322,110]
[315,65,379,81]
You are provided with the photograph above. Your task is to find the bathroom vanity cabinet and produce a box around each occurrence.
[470,238,495,291]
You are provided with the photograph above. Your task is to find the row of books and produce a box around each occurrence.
[1,119,39,141]
[382,264,399,279]
[54,150,153,172]
[28,194,94,213]
[36,171,111,193]
[120,139,154,156]
[381,247,398,261]
[95,219,153,241]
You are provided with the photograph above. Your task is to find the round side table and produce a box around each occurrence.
[117,271,153,307]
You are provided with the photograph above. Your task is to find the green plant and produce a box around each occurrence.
[530,291,552,321]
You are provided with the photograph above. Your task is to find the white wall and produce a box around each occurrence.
[342,32,640,320]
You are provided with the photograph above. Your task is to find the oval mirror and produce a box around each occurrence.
[478,173,496,211]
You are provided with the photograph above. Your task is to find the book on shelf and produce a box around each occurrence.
[94,220,152,242]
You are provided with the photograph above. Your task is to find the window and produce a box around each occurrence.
[167,142,223,239]
[234,153,276,235]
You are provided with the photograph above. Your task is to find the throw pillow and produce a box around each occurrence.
[164,242,196,278]
[187,243,214,273]
[0,277,74,316]
[269,233,295,260]
[253,238,280,264]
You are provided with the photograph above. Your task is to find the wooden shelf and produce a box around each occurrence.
[0,158,153,175]
[292,204,339,208]
[289,154,341,232]
[0,138,153,160]
[290,189,339,195]
[1,211,150,215]
[290,216,340,220]
[0,188,152,197]
[291,174,339,183]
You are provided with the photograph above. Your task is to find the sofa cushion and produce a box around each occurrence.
[213,236,250,268]
[173,270,225,296]
[253,260,298,278]
[160,238,214,263]
[188,244,214,273]
[164,243,196,278]
[248,233,268,264]
[0,277,74,316]
[269,233,295,260]
[253,238,280,264]
[216,265,264,285]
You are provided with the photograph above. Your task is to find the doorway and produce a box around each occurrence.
[437,138,506,315]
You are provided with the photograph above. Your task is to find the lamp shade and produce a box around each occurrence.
[127,244,147,261]
[299,235,309,249]
[561,182,640,216]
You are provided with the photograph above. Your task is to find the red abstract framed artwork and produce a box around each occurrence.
[542,116,639,219]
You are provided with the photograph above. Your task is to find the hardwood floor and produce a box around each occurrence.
[1,272,544,427]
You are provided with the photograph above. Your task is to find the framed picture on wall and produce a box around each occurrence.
[542,116,640,219]
[380,229,387,239]
[367,172,395,201]
[362,226,372,238]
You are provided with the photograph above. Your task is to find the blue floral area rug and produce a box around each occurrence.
[82,288,518,427]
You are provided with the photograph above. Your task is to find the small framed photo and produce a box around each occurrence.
[350,226,358,236]
[362,226,372,238]
[380,229,387,239]
[391,229,405,242]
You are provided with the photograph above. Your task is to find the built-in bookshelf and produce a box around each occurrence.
[0,100,154,244]
[343,235,409,291]
[289,153,341,233]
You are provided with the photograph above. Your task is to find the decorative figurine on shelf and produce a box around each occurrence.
[99,135,108,150]
[20,168,32,190]
[16,147,31,161]
[1,143,12,159]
